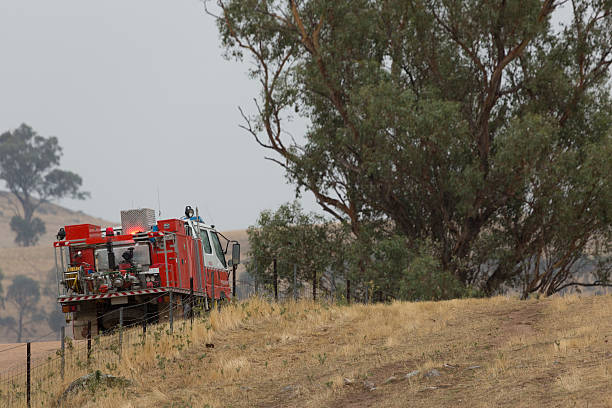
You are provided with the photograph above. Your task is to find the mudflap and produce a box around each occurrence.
[72,302,98,340]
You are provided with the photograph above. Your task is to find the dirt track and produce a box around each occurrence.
[0,341,60,374]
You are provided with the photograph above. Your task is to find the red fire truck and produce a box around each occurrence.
[54,206,240,339]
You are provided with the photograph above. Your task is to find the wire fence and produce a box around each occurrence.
[0,275,364,407]
[0,292,193,408]
[236,270,370,304]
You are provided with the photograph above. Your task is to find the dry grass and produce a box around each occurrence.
[3,294,612,407]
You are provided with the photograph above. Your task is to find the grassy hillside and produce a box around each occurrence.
[0,191,116,249]
[18,294,612,407]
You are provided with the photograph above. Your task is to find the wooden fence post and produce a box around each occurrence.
[347,279,351,305]
[293,264,297,301]
[87,321,92,364]
[169,292,174,334]
[313,269,317,301]
[190,277,194,327]
[273,258,278,301]
[26,342,31,408]
[119,307,123,361]
[60,326,65,380]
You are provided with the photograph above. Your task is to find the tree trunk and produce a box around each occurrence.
[17,308,24,343]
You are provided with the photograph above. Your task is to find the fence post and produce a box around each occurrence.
[254,264,259,296]
[313,269,317,301]
[118,307,123,361]
[365,284,368,304]
[254,264,258,295]
[190,277,194,327]
[87,321,92,364]
[347,279,351,305]
[60,327,65,380]
[142,303,148,345]
[232,262,237,300]
[293,264,297,301]
[211,267,216,309]
[169,291,174,334]
[273,258,278,302]
[26,342,31,408]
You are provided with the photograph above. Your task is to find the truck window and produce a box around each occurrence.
[210,231,227,267]
[200,229,212,254]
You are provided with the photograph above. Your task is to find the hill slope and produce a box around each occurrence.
[0,191,116,249]
[50,294,612,408]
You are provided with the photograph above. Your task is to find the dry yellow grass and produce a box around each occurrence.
[3,294,612,407]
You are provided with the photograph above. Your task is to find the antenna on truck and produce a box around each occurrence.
[157,186,162,217]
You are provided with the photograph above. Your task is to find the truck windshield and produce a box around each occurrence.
[200,229,212,254]
[210,231,227,267]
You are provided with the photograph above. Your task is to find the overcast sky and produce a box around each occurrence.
[0,1,578,231]
[0,0,318,229]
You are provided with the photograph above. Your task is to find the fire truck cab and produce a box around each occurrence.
[54,206,239,339]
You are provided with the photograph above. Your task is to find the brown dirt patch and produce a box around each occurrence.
[0,341,60,374]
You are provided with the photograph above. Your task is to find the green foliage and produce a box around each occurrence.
[216,0,612,297]
[6,275,40,308]
[2,275,44,342]
[10,215,46,247]
[47,308,66,332]
[398,242,479,301]
[247,201,337,296]
[0,124,89,246]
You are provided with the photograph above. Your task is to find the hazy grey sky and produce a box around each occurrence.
[0,0,318,230]
[0,1,577,231]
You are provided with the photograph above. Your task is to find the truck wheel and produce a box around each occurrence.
[217,292,227,311]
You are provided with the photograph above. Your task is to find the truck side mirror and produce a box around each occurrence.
[232,243,240,265]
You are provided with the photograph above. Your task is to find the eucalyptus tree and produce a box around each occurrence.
[247,201,334,299]
[214,0,612,296]
[3,275,45,342]
[0,124,89,246]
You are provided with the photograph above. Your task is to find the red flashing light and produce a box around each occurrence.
[105,227,114,237]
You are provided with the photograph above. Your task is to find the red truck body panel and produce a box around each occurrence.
[55,209,234,339]
[65,224,101,240]
[56,218,231,300]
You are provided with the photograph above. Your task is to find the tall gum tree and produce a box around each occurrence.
[212,0,612,297]
[0,124,89,246]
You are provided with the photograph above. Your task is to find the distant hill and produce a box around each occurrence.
[0,191,116,249]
